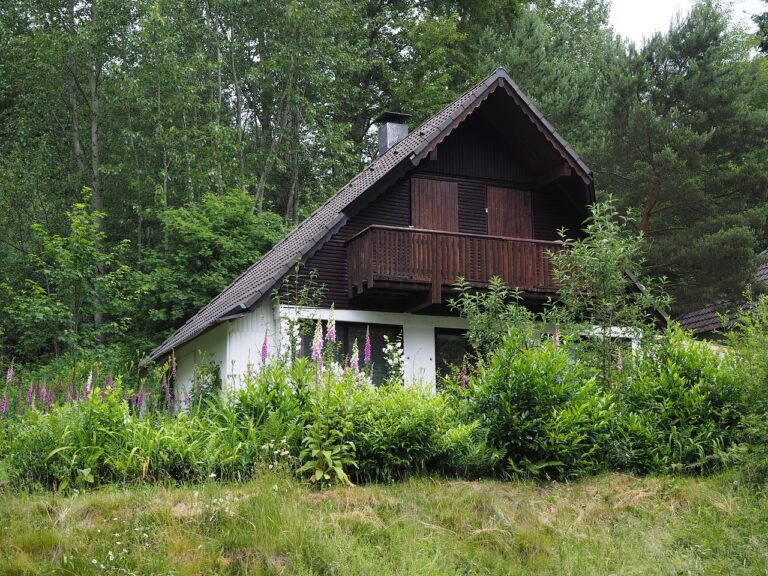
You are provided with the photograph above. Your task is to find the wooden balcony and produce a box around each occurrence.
[346,225,561,304]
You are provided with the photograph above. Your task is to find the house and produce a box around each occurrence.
[677,254,768,338]
[149,68,594,390]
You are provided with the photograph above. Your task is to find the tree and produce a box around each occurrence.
[548,200,671,384]
[595,1,768,311]
[755,0,768,54]
[0,191,137,360]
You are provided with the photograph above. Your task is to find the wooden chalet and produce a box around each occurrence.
[151,68,594,388]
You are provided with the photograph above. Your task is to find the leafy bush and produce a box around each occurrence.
[469,333,612,480]
[7,384,128,490]
[609,326,744,475]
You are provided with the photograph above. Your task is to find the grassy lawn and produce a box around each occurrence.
[0,472,766,575]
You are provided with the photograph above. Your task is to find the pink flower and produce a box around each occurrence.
[460,367,468,389]
[130,392,137,413]
[82,372,92,400]
[0,391,7,416]
[183,389,190,408]
[105,374,113,390]
[261,333,269,363]
[6,364,13,385]
[350,339,360,372]
[138,390,145,412]
[163,376,172,411]
[39,383,47,405]
[325,306,336,343]
[65,381,72,403]
[311,321,323,362]
[47,388,54,411]
[26,381,34,407]
[364,327,371,365]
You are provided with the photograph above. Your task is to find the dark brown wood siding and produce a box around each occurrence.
[487,186,532,238]
[411,178,459,231]
[282,179,411,309]
[532,191,581,241]
[415,110,534,184]
[458,180,487,235]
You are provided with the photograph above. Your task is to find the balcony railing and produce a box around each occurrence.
[346,225,561,303]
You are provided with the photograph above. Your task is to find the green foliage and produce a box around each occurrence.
[138,189,284,338]
[610,326,744,475]
[1,192,138,360]
[298,382,357,488]
[469,333,611,480]
[549,199,670,384]
[596,0,768,311]
[448,276,539,362]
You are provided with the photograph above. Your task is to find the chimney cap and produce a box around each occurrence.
[374,111,411,124]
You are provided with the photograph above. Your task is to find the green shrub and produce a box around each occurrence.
[469,334,611,479]
[7,384,128,490]
[348,384,443,481]
[609,326,744,475]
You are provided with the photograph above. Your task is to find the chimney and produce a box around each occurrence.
[375,111,411,157]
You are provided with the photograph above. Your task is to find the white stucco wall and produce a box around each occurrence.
[172,300,467,395]
[173,322,228,399]
[225,297,281,390]
[173,297,279,397]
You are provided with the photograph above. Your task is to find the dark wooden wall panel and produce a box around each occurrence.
[281,179,411,309]
[458,181,487,235]
[532,191,580,241]
[488,186,532,238]
[411,178,459,231]
[416,110,534,184]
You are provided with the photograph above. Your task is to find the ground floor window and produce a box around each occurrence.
[435,328,468,382]
[301,321,402,384]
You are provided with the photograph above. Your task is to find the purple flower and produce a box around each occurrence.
[325,306,336,343]
[183,389,190,408]
[138,390,145,413]
[82,372,92,400]
[105,374,113,390]
[364,327,371,365]
[39,383,47,405]
[460,367,468,389]
[47,388,54,411]
[0,391,7,416]
[65,381,72,403]
[6,364,13,385]
[350,339,360,372]
[163,376,171,411]
[261,333,269,363]
[311,321,324,362]
[171,350,177,381]
[26,381,34,407]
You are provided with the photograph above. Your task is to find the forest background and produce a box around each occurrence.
[0,0,767,366]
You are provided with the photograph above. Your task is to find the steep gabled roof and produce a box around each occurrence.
[150,68,593,360]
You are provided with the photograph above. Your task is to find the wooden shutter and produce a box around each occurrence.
[411,178,459,232]
[487,186,532,238]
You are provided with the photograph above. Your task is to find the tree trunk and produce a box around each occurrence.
[88,2,104,334]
